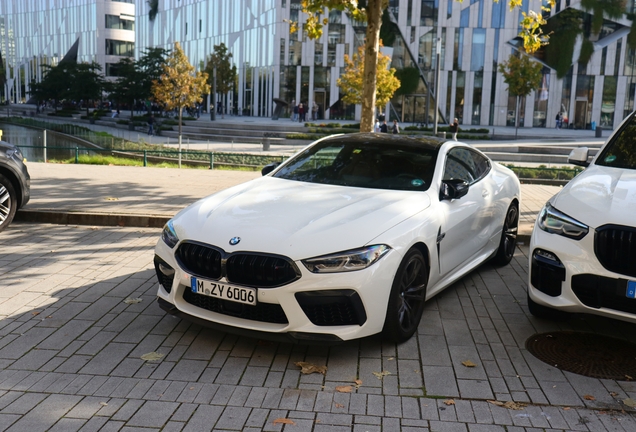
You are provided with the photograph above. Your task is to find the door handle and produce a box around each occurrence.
[482,190,489,197]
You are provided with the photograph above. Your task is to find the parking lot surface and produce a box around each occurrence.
[2,223,636,431]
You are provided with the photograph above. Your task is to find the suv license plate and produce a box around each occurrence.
[627,280,636,299]
[191,277,257,305]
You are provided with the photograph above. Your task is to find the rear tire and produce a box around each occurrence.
[492,202,519,266]
[0,174,17,233]
[383,249,429,343]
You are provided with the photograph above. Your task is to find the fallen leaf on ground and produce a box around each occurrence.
[123,298,142,304]
[99,402,108,406]
[273,418,295,425]
[444,399,455,406]
[461,360,477,368]
[610,392,619,397]
[623,398,636,408]
[295,361,327,375]
[141,352,164,361]
[334,403,344,408]
[335,386,352,393]
[626,375,633,381]
[487,400,527,410]
[372,370,391,380]
[563,407,571,411]
[31,311,40,316]
[583,395,595,401]
[354,379,363,388]
[105,197,119,201]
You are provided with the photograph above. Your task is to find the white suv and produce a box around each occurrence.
[528,113,636,321]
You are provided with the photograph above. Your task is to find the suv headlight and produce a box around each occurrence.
[302,244,390,273]
[161,220,179,248]
[537,202,588,240]
[6,147,24,161]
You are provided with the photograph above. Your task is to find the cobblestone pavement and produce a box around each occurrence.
[2,223,636,431]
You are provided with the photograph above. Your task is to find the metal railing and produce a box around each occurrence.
[18,145,287,170]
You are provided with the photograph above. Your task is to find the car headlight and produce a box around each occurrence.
[537,202,588,240]
[302,244,390,273]
[6,147,23,161]
[161,220,179,248]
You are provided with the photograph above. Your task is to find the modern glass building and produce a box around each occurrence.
[4,0,636,129]
[0,0,135,103]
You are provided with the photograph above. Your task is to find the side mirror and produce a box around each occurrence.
[261,162,281,176]
[440,179,469,201]
[568,147,590,167]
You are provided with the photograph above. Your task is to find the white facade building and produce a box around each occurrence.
[0,0,135,103]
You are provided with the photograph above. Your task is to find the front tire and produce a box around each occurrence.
[0,174,17,233]
[492,202,519,266]
[383,249,429,343]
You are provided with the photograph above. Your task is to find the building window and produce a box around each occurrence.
[601,76,617,127]
[419,31,433,70]
[472,72,483,125]
[492,0,505,28]
[470,29,486,71]
[420,1,435,27]
[111,0,134,3]
[455,71,465,124]
[105,39,134,57]
[315,42,323,65]
[105,63,123,77]
[105,15,134,31]
[328,24,345,44]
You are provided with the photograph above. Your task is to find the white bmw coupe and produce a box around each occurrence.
[154,133,521,342]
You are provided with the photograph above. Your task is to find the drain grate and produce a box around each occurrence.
[526,331,636,381]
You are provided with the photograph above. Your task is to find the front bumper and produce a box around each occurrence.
[528,224,636,323]
[154,239,400,341]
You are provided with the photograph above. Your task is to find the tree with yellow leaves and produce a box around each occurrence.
[337,45,400,112]
[151,42,210,167]
[298,0,555,132]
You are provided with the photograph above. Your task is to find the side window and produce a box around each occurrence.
[443,148,477,183]
[469,150,491,181]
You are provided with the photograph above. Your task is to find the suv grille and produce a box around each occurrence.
[176,241,300,287]
[595,225,636,278]
[183,289,288,324]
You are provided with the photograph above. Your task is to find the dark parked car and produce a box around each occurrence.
[0,140,30,233]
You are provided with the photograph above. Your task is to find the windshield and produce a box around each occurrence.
[273,140,439,191]
[597,114,636,170]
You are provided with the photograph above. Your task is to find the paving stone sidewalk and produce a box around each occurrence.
[2,223,636,431]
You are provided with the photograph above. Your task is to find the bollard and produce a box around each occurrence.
[143,150,147,167]
[209,152,214,170]
[263,137,270,151]
[75,146,79,164]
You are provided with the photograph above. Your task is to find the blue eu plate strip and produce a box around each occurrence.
[191,277,197,293]
[627,281,636,299]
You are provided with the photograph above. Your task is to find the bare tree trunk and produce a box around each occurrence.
[360,0,385,133]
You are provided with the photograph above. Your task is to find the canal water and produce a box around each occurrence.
[0,123,82,162]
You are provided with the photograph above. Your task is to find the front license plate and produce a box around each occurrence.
[627,281,636,299]
[191,277,257,306]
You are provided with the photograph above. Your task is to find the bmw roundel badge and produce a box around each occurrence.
[229,237,241,246]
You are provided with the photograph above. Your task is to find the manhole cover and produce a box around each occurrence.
[526,331,636,381]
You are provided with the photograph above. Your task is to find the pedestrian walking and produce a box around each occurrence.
[374,119,381,133]
[298,103,305,122]
[380,120,388,133]
[147,114,154,136]
[293,103,299,122]
[392,119,400,134]
[312,101,318,121]
[450,118,459,141]
[555,112,562,129]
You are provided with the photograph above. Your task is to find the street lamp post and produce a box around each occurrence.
[433,37,441,136]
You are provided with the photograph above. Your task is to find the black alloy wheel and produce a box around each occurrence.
[493,202,519,266]
[0,174,17,234]
[383,248,429,342]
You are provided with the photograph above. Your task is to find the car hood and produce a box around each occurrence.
[172,176,431,259]
[552,164,636,228]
